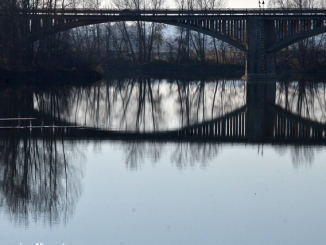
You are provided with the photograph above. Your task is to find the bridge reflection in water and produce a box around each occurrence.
[0,77,325,227]
[175,80,326,142]
[1,77,326,144]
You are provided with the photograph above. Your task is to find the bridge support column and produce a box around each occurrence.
[244,19,276,80]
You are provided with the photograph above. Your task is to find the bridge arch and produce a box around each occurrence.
[27,9,326,77]
[161,21,246,51]
[267,25,326,53]
[32,17,247,52]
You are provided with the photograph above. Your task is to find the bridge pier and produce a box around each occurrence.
[246,80,276,140]
[244,18,276,80]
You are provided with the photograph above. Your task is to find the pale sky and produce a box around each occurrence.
[228,0,266,8]
[105,0,268,9]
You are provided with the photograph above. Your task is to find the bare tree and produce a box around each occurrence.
[111,0,166,64]
[268,0,326,71]
[172,0,228,64]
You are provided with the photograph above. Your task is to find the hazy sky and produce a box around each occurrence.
[228,0,266,8]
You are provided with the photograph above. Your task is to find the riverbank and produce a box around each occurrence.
[0,67,103,87]
[4,61,326,87]
[104,61,245,79]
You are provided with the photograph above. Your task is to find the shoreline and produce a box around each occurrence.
[104,62,245,79]
[0,68,103,87]
[2,62,326,88]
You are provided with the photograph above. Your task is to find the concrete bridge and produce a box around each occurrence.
[12,8,326,78]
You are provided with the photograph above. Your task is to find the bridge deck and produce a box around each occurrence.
[14,8,326,17]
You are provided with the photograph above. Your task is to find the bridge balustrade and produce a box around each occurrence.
[274,114,326,139]
[176,112,246,138]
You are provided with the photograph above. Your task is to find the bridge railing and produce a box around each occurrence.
[11,8,326,17]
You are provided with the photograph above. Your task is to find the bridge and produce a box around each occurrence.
[11,8,326,78]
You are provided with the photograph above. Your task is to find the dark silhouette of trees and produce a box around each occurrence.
[0,88,83,226]
[0,133,84,226]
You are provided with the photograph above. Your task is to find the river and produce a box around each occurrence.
[0,76,326,245]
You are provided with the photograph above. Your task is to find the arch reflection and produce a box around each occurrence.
[2,77,326,227]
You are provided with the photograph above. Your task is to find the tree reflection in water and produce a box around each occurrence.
[32,77,326,169]
[274,145,320,168]
[33,77,245,131]
[0,132,84,227]
[275,77,326,167]
[2,77,326,227]
[121,141,222,170]
[121,142,164,170]
[174,78,245,128]
[277,77,326,123]
[170,143,222,169]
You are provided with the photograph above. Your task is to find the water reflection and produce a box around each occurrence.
[170,143,221,169]
[1,76,326,227]
[274,145,320,168]
[1,77,326,148]
[121,141,221,170]
[0,130,84,226]
[33,78,246,131]
[122,141,164,170]
[277,77,326,123]
[1,77,326,157]
[29,77,326,141]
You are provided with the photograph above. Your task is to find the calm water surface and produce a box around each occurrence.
[1,77,326,245]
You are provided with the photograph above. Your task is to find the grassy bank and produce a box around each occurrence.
[104,61,245,79]
[0,67,103,87]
